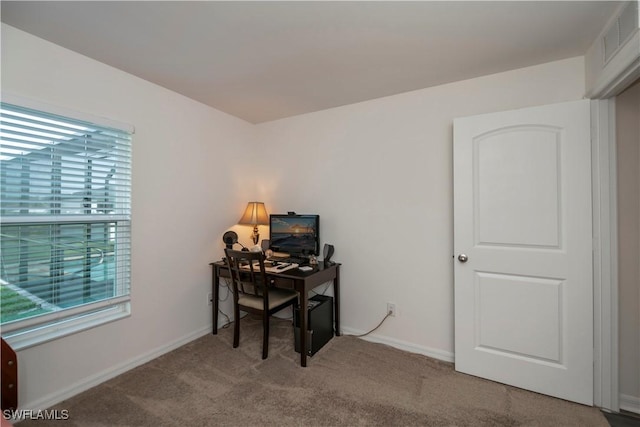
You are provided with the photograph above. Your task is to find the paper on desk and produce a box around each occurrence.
[241,261,299,273]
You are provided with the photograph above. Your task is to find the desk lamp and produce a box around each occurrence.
[238,201,269,245]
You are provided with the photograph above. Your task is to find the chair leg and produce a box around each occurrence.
[233,304,240,349]
[262,311,269,359]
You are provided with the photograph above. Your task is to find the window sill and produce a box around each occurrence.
[2,303,131,351]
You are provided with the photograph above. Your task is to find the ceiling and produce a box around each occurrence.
[1,1,620,124]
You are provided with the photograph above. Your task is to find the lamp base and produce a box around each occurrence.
[252,226,260,245]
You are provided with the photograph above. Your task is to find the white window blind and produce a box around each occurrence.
[0,102,132,347]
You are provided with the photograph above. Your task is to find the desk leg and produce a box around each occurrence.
[299,288,308,367]
[334,265,341,336]
[212,265,219,335]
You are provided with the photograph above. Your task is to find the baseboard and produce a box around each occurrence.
[21,325,212,412]
[340,326,454,363]
[620,393,640,415]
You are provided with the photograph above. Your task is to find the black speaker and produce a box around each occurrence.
[261,239,270,252]
[323,244,334,265]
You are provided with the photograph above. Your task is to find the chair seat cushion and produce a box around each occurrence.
[238,288,298,310]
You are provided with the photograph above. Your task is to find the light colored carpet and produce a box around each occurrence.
[18,315,608,426]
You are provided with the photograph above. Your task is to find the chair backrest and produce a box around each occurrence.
[224,249,269,304]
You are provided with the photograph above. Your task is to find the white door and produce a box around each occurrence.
[453,100,593,405]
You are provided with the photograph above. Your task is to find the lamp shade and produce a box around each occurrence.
[238,202,269,225]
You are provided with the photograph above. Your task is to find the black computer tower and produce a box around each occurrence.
[294,294,334,356]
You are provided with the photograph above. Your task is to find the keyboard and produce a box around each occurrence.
[268,256,309,266]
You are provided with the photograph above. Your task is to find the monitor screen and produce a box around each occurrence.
[269,214,320,256]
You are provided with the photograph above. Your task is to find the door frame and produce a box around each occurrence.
[591,53,639,412]
[592,99,619,412]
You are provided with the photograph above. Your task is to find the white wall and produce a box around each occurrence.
[616,79,640,412]
[1,24,257,409]
[255,57,587,359]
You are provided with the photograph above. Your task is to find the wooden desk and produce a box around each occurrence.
[209,261,340,367]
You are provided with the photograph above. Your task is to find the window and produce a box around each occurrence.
[0,102,132,349]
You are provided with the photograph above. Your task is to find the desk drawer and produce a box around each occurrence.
[272,277,295,289]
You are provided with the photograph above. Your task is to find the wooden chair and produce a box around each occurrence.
[224,249,299,359]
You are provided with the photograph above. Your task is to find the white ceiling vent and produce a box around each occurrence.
[603,1,639,63]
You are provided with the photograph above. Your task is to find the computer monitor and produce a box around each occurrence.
[269,214,320,257]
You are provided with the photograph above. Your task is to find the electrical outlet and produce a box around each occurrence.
[387,302,396,317]
[207,292,213,306]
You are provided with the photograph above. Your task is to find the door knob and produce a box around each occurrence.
[458,254,468,263]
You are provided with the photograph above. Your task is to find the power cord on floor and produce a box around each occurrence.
[219,309,232,328]
[345,310,393,338]
[219,309,250,328]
